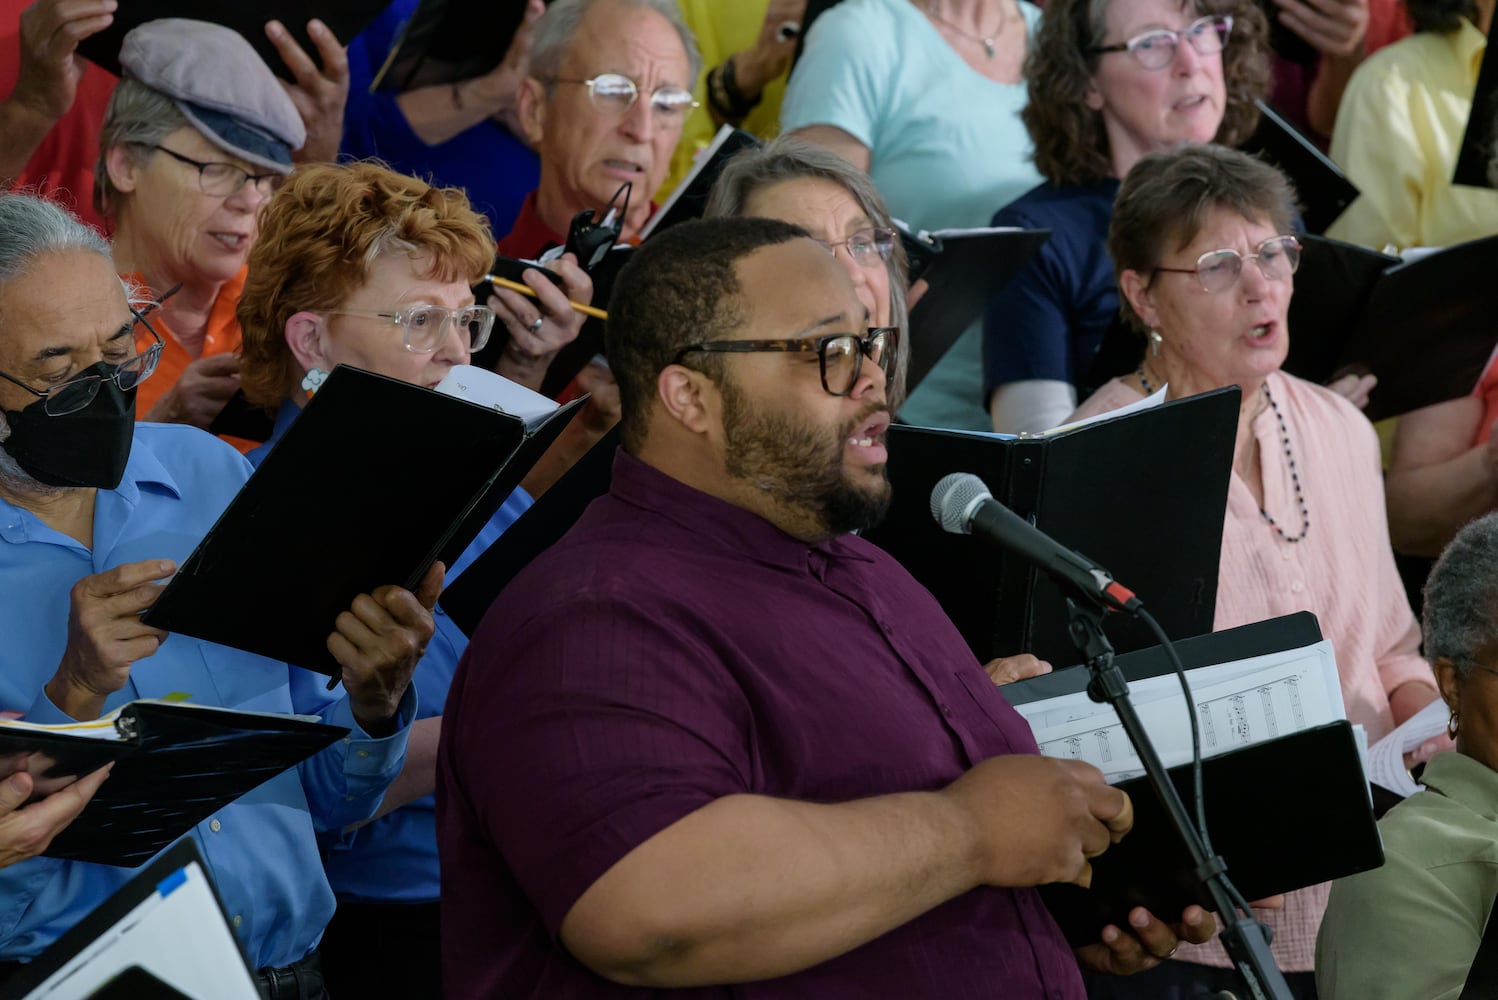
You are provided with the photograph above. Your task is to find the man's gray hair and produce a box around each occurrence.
[530,0,702,92]
[92,78,191,217]
[1423,512,1498,678]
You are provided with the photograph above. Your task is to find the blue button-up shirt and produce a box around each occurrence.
[0,422,414,968]
[255,399,531,902]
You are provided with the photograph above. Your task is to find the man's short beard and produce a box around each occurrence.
[720,378,891,537]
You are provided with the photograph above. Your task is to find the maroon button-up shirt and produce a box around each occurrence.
[438,450,1085,998]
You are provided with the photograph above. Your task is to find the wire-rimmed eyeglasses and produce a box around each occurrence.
[552,73,700,121]
[1152,235,1301,293]
[325,304,497,354]
[150,145,283,198]
[1088,14,1234,70]
[674,327,893,397]
[0,310,165,416]
[815,228,897,268]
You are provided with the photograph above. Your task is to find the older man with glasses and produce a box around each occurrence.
[437,216,1216,999]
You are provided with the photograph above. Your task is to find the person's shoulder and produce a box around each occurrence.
[1348,28,1446,91]
[132,422,252,489]
[996,179,1116,228]
[1273,371,1368,425]
[811,0,906,40]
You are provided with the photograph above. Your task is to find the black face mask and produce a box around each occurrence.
[1,364,136,489]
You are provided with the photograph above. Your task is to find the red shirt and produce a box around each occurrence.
[1,0,116,232]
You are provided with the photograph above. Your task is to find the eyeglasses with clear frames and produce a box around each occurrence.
[0,310,165,416]
[815,228,896,268]
[552,73,700,121]
[150,145,284,198]
[674,328,893,397]
[1152,234,1302,293]
[1088,14,1234,70]
[325,304,497,354]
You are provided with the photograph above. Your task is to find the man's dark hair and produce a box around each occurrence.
[606,216,810,452]
[1406,0,1478,33]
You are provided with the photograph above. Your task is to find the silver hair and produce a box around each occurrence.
[93,79,191,218]
[704,135,912,406]
[529,0,702,93]
[1422,512,1498,679]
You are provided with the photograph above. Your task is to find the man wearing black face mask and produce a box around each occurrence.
[0,192,435,997]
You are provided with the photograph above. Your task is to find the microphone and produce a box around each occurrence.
[929,472,1140,613]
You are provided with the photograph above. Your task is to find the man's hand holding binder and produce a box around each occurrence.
[331,561,443,737]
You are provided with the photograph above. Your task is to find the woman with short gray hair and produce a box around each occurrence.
[1317,511,1498,999]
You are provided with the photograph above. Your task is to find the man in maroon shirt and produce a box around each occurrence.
[438,216,1214,997]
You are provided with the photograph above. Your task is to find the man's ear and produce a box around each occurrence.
[1434,658,1461,719]
[1118,269,1160,331]
[656,364,719,436]
[104,144,141,196]
[516,77,548,148]
[284,311,333,375]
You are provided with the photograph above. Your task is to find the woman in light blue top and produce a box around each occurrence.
[783,0,1044,431]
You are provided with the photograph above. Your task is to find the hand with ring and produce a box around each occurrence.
[1073,904,1215,976]
[489,252,594,391]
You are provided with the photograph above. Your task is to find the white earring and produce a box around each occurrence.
[301,367,328,394]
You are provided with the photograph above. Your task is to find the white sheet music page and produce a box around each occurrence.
[1010,640,1346,783]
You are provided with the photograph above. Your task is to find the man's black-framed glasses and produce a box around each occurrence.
[1088,14,1234,70]
[151,145,283,198]
[0,309,165,416]
[674,327,894,396]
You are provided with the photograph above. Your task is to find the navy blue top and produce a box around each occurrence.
[981,178,1121,400]
[341,0,540,236]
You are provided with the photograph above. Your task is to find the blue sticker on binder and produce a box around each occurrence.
[156,867,187,899]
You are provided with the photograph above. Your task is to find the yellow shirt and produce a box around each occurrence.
[1327,19,1498,251]
[659,1,786,197]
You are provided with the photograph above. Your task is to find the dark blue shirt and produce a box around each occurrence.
[982,178,1121,400]
[341,0,540,236]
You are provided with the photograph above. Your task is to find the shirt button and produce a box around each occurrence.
[1282,549,1294,560]
[356,749,370,758]
[232,915,243,928]
[209,819,222,833]
[344,795,355,802]
[1291,581,1305,593]
[940,704,953,718]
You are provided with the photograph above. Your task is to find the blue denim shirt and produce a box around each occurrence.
[0,423,414,968]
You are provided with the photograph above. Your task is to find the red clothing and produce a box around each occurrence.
[1,0,116,232]
[1474,350,1498,445]
[496,189,658,258]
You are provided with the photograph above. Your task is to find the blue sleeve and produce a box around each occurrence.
[780,3,895,149]
[982,201,1077,396]
[289,669,416,834]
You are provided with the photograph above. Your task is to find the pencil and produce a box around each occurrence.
[483,274,609,321]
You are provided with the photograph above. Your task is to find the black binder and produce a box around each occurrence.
[0,701,344,868]
[1454,21,1498,189]
[369,0,532,91]
[903,228,1053,396]
[0,840,257,998]
[640,127,766,240]
[77,0,394,81]
[1001,613,1384,943]
[143,365,583,674]
[863,388,1239,667]
[1460,887,1498,999]
[1242,100,1360,236]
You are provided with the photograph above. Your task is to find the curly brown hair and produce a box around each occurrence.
[237,161,495,408]
[1025,0,1272,186]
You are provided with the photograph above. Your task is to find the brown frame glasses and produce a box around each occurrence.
[674,327,894,396]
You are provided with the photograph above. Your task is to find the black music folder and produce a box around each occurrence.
[902,228,1052,396]
[1454,21,1498,189]
[863,388,1238,667]
[1243,100,1360,235]
[640,127,765,239]
[1460,887,1498,999]
[0,840,258,999]
[77,0,394,81]
[370,0,532,91]
[143,365,583,674]
[0,700,344,868]
[1001,613,1384,942]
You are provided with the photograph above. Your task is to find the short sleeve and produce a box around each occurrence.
[983,201,1077,394]
[449,590,754,934]
[780,1,898,151]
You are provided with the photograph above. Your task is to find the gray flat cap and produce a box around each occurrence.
[120,18,306,173]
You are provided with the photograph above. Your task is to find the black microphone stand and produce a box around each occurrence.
[1065,598,1293,1000]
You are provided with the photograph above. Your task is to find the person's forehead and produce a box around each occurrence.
[734,240,865,331]
[566,2,690,76]
[1108,0,1198,33]
[749,177,873,234]
[0,253,131,364]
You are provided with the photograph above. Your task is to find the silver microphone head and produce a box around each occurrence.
[930,472,992,535]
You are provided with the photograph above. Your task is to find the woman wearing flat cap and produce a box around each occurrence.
[95,18,308,444]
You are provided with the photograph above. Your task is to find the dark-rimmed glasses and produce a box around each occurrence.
[1153,235,1301,293]
[552,73,699,121]
[325,304,497,353]
[150,145,283,198]
[816,228,896,268]
[674,328,893,397]
[1088,14,1234,70]
[0,311,164,416]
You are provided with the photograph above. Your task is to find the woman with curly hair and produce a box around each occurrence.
[980,0,1270,432]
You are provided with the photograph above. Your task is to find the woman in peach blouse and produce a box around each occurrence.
[1071,143,1444,999]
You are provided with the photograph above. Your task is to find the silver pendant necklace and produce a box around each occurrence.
[922,0,1006,58]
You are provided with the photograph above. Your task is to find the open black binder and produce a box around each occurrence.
[1242,100,1359,236]
[0,700,345,868]
[369,0,532,91]
[903,228,1052,396]
[1453,20,1498,189]
[863,388,1238,667]
[143,365,583,674]
[1001,613,1383,943]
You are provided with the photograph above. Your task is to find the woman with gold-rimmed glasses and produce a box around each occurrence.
[1071,143,1442,999]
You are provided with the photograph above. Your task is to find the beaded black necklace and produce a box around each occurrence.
[1137,366,1309,543]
